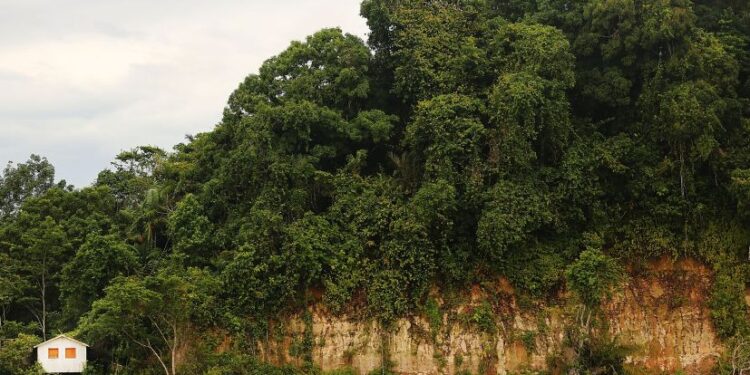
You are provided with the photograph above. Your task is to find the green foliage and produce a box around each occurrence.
[424,297,442,339]
[477,180,552,263]
[1,0,750,372]
[168,194,213,262]
[60,233,139,324]
[574,335,634,375]
[96,146,166,210]
[565,249,624,307]
[288,310,315,369]
[323,369,358,375]
[731,169,750,219]
[505,250,566,298]
[406,94,485,182]
[709,270,750,339]
[367,270,410,324]
[487,22,574,168]
[385,1,489,103]
[519,330,537,353]
[367,369,397,375]
[715,335,750,375]
[80,267,221,374]
[489,22,575,86]
[228,28,370,117]
[556,305,635,375]
[468,301,496,334]
[0,155,63,219]
[203,354,303,375]
[0,333,41,375]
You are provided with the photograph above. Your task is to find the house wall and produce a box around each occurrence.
[36,339,87,373]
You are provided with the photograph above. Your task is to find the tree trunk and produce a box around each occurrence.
[143,337,170,375]
[171,323,178,375]
[679,143,686,199]
[41,254,47,340]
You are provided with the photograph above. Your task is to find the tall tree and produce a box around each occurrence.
[81,267,220,375]
[0,155,63,219]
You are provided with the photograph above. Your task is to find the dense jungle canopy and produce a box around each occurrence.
[1,0,749,373]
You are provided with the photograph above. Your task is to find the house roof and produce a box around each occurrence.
[33,334,89,348]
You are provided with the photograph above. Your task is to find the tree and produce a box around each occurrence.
[386,1,489,104]
[730,169,750,219]
[1,186,118,339]
[477,179,553,263]
[650,80,725,198]
[95,146,166,210]
[486,22,575,170]
[0,253,22,329]
[81,268,220,375]
[59,233,139,324]
[167,194,212,263]
[226,28,371,119]
[0,155,63,219]
[9,216,67,340]
[405,94,485,183]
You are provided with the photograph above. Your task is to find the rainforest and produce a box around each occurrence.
[1,0,750,374]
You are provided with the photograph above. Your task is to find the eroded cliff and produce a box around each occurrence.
[256,258,725,374]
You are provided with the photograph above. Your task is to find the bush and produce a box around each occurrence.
[204,354,302,375]
[367,369,397,375]
[576,335,634,374]
[505,250,565,298]
[565,249,623,307]
[709,270,750,339]
[0,333,42,375]
[469,301,496,334]
[368,270,410,324]
[716,336,750,375]
[424,297,442,339]
[323,369,358,375]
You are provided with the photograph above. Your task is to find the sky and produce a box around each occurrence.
[0,0,369,187]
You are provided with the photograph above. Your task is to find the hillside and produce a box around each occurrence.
[1,1,750,374]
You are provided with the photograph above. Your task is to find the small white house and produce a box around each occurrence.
[34,335,88,373]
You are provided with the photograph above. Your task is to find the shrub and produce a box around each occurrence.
[709,270,750,339]
[505,250,565,298]
[469,301,496,334]
[0,334,42,375]
[424,297,442,339]
[565,249,623,307]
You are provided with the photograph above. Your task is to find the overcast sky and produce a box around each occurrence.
[0,0,369,187]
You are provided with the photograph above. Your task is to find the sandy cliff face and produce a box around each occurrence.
[258,258,724,374]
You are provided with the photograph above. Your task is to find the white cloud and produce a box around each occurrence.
[0,0,369,187]
[0,35,174,88]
